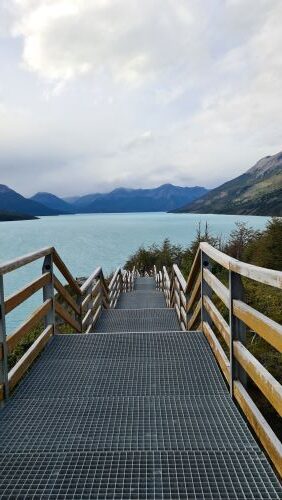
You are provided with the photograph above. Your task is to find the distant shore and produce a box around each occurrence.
[0,211,38,222]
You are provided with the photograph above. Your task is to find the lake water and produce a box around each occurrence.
[0,212,268,333]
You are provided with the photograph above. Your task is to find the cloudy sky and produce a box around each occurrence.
[0,0,281,197]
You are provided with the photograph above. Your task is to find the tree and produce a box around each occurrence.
[244,218,282,270]
[224,222,260,260]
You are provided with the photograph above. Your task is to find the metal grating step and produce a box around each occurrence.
[0,450,280,499]
[134,277,156,290]
[0,395,257,453]
[94,309,180,332]
[32,331,211,360]
[14,356,228,399]
[116,291,166,309]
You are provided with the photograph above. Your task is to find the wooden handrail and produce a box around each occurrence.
[0,247,53,275]
[185,246,201,293]
[54,276,80,316]
[55,301,81,332]
[234,381,282,478]
[233,340,282,416]
[5,272,51,314]
[203,295,230,346]
[172,264,186,291]
[202,321,230,382]
[186,273,201,313]
[233,300,282,353]
[0,247,127,401]
[185,241,282,475]
[109,268,121,289]
[203,268,229,308]
[7,299,52,353]
[80,266,102,293]
[52,249,81,294]
[8,325,53,391]
[200,242,282,289]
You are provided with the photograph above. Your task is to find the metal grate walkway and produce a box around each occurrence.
[0,278,281,499]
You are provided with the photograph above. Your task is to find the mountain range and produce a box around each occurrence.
[68,184,208,213]
[0,183,208,219]
[0,152,281,220]
[0,185,60,217]
[31,192,76,214]
[173,152,282,216]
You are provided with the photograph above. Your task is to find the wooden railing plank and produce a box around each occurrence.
[8,325,53,391]
[233,341,282,416]
[0,247,53,275]
[233,300,282,353]
[203,268,229,308]
[92,292,101,311]
[55,301,81,332]
[92,305,102,329]
[234,381,282,477]
[82,292,91,309]
[185,247,201,293]
[202,321,230,383]
[180,305,187,328]
[187,273,201,313]
[188,299,201,330]
[100,280,110,304]
[5,273,51,314]
[203,295,230,346]
[109,268,121,291]
[7,299,52,353]
[53,250,81,294]
[54,276,80,315]
[80,267,102,293]
[173,264,186,291]
[200,243,230,270]
[163,266,170,286]
[231,260,282,290]
[82,308,92,329]
[200,242,282,289]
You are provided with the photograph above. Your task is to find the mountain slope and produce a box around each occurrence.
[173,152,282,216]
[0,185,60,216]
[31,192,75,214]
[74,184,208,213]
[72,193,102,209]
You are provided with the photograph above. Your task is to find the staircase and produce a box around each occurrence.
[0,275,281,499]
[0,244,281,499]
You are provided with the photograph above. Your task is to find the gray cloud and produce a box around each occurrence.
[0,0,281,196]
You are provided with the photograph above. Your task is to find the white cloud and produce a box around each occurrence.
[0,0,281,195]
[11,0,205,85]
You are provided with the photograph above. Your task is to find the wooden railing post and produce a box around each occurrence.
[42,253,56,334]
[169,270,174,308]
[229,270,247,398]
[0,275,9,401]
[119,271,123,295]
[201,251,212,330]
[77,293,83,332]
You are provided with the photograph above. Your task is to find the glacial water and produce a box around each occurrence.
[0,212,268,333]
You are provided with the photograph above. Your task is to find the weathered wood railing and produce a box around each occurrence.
[80,267,109,333]
[0,247,134,402]
[154,242,282,475]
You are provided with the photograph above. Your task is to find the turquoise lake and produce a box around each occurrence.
[0,212,268,332]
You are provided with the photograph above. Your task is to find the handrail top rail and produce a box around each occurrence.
[200,242,282,289]
[172,264,186,291]
[109,267,122,290]
[80,266,102,293]
[0,246,54,275]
